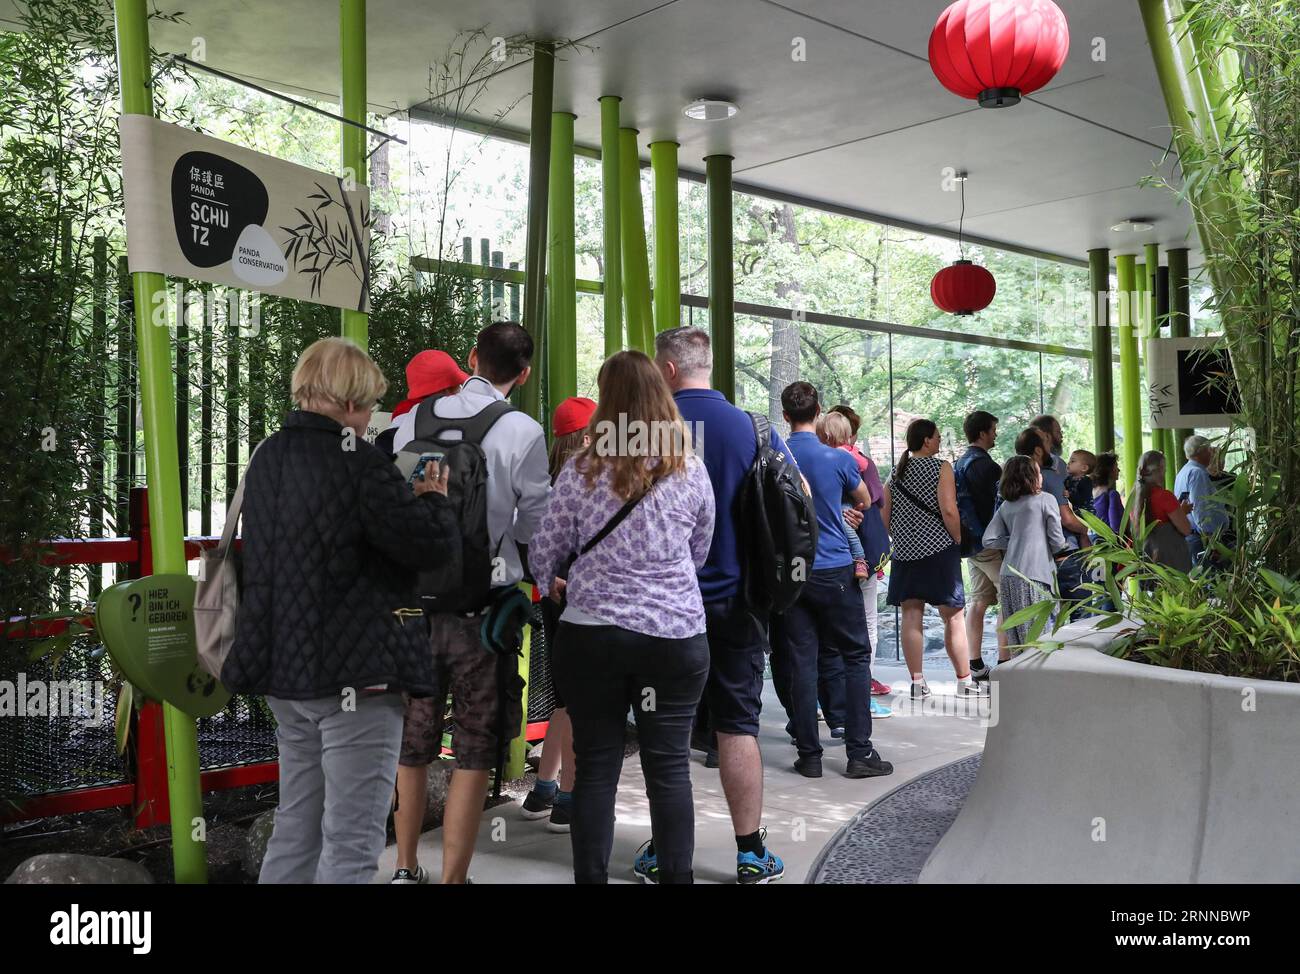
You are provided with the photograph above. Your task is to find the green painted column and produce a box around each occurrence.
[650,140,681,334]
[339,0,368,348]
[1116,254,1142,494]
[520,43,555,421]
[618,127,653,354]
[546,112,577,422]
[599,96,623,357]
[1088,248,1114,453]
[112,0,206,884]
[706,155,735,402]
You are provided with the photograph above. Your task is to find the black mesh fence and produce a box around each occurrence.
[3,604,554,807]
[525,601,556,727]
[0,640,127,798]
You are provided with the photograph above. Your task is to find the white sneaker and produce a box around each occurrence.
[956,677,990,697]
[910,679,931,699]
[391,865,428,884]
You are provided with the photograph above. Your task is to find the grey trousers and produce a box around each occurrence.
[261,693,403,884]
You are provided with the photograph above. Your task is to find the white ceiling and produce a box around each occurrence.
[23,0,1201,264]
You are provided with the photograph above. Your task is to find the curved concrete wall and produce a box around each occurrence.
[920,618,1300,883]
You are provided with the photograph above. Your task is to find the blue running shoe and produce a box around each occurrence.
[737,847,785,885]
[632,840,659,884]
[870,698,892,719]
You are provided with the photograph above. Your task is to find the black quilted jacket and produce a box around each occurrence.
[221,410,459,699]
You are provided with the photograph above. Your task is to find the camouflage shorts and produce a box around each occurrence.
[399,613,523,771]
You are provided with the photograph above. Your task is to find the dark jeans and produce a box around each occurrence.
[770,565,874,762]
[554,621,709,885]
[1056,549,1090,620]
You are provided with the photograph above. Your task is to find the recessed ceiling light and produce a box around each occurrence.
[1111,218,1155,233]
[683,98,738,121]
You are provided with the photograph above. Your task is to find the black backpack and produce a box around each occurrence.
[397,395,516,614]
[740,413,818,614]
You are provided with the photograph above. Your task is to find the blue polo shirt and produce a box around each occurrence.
[786,430,863,570]
[674,389,789,603]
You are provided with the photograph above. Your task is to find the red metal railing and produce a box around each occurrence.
[2,487,278,827]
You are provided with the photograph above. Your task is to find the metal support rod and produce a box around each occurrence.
[706,155,735,402]
[650,140,681,335]
[619,127,654,354]
[339,0,368,347]
[547,112,577,422]
[520,42,555,422]
[112,0,206,884]
[90,237,107,599]
[1088,248,1114,453]
[1116,254,1142,494]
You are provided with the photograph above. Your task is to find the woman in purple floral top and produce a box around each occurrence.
[529,350,714,884]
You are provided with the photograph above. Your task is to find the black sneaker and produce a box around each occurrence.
[844,748,894,778]
[520,787,555,820]
[547,801,571,834]
[793,755,823,778]
[704,749,719,768]
[390,865,428,884]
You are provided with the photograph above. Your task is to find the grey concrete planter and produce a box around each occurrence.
[920,616,1300,883]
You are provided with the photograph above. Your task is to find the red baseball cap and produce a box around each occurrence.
[552,396,597,437]
[392,350,468,417]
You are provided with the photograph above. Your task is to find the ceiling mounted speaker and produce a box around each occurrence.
[932,260,997,315]
[929,0,1070,108]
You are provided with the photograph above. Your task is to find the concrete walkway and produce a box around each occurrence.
[375,657,991,884]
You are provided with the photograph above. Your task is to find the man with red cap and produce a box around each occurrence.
[373,350,468,457]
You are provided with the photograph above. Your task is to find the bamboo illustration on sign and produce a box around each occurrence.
[279,180,371,309]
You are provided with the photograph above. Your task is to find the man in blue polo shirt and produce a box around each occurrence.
[770,381,893,781]
[654,326,786,884]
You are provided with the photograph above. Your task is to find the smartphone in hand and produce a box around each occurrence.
[408,452,444,487]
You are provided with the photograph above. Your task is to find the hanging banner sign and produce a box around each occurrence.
[120,115,370,312]
[1146,336,1241,429]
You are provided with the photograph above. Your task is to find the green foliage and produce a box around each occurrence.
[1155,0,1300,575]
[1010,493,1300,683]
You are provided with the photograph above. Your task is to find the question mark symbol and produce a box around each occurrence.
[128,593,142,621]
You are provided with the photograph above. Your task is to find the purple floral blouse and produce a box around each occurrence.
[528,455,715,639]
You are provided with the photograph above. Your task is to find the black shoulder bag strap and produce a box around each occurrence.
[892,475,948,528]
[748,411,771,454]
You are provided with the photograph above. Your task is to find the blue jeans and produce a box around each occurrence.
[770,565,874,762]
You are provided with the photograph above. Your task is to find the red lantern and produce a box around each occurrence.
[931,260,996,315]
[929,0,1070,108]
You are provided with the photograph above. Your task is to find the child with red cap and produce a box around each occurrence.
[374,350,468,456]
[520,395,597,833]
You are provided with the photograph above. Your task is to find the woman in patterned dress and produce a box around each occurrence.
[529,350,715,884]
[881,418,985,700]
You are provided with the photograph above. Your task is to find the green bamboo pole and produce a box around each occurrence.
[599,97,623,357]
[1138,0,1249,316]
[547,112,577,421]
[1143,244,1177,486]
[1116,254,1142,495]
[339,0,368,347]
[619,128,653,354]
[706,155,735,402]
[1088,248,1114,453]
[1168,247,1193,459]
[650,141,681,334]
[90,237,107,599]
[112,0,206,884]
[519,44,555,421]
